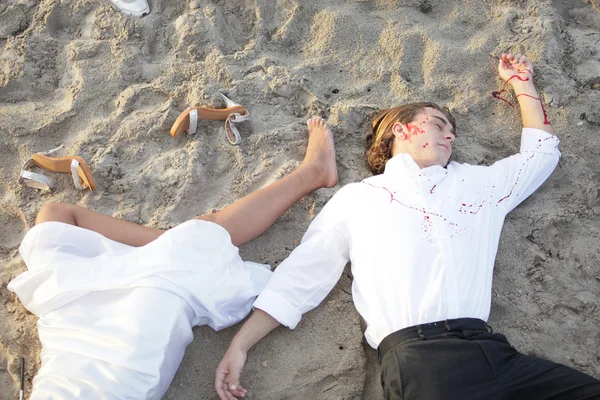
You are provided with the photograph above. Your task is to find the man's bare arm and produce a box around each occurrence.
[498,53,555,134]
[215,310,280,399]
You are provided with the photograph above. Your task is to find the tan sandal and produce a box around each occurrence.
[19,145,96,191]
[170,93,249,145]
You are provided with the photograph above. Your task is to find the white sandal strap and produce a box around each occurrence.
[224,111,249,145]
[40,144,64,156]
[188,109,198,135]
[19,170,54,190]
[70,159,83,190]
[218,92,241,108]
[18,159,54,190]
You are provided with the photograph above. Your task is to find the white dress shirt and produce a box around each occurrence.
[254,128,560,348]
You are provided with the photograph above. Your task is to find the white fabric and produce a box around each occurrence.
[254,127,560,349]
[188,109,198,135]
[8,220,271,399]
[69,159,82,190]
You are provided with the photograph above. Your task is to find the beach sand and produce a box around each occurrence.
[1,0,599,398]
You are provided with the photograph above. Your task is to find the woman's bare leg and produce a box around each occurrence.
[36,203,165,247]
[35,117,337,248]
[195,117,337,246]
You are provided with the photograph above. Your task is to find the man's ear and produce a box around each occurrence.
[392,122,407,141]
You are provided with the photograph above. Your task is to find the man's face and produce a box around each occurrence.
[392,107,456,168]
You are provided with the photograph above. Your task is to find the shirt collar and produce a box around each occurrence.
[383,153,448,178]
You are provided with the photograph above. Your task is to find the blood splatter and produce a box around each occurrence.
[516,93,550,125]
[541,105,550,125]
[459,202,484,215]
[536,136,556,150]
[362,182,448,221]
[492,90,515,108]
[497,186,516,204]
[506,75,530,83]
[497,163,524,204]
[518,68,533,76]
[361,181,468,239]
[406,123,426,135]
[404,123,426,143]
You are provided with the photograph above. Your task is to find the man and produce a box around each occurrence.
[215,54,600,399]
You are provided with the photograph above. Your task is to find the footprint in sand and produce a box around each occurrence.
[114,85,169,116]
[0,208,28,249]
[177,2,257,56]
[399,34,426,85]
[46,3,80,41]
[0,2,34,38]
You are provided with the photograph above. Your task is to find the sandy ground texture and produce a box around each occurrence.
[1,0,599,398]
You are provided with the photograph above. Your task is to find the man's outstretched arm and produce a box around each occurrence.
[214,184,354,400]
[498,53,554,134]
[486,53,560,213]
[215,309,280,399]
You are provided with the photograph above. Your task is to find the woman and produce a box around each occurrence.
[9,116,337,399]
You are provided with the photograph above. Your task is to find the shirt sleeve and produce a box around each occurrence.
[253,184,354,329]
[486,127,560,213]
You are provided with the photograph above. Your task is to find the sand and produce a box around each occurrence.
[1,0,599,398]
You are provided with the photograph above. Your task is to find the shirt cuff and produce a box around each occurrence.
[253,289,302,329]
[521,127,560,154]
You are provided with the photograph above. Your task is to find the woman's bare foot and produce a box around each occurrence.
[300,116,338,188]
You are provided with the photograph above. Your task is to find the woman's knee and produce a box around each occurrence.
[36,203,77,225]
[193,212,219,225]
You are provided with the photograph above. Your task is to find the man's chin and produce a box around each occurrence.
[443,156,452,168]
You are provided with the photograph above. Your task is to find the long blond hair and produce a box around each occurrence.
[365,102,456,175]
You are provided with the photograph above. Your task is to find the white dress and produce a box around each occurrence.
[8,220,272,399]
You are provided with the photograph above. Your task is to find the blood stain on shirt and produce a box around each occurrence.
[536,136,556,149]
[459,203,484,215]
[497,166,523,204]
[362,181,464,240]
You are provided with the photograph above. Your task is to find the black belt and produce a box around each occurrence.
[377,318,492,363]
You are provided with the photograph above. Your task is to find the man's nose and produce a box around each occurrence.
[446,131,455,145]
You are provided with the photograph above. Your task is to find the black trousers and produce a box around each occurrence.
[378,318,600,400]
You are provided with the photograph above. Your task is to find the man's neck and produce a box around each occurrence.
[391,152,445,169]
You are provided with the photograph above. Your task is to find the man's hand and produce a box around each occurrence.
[215,344,248,400]
[496,53,553,132]
[214,309,282,399]
[498,53,534,85]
